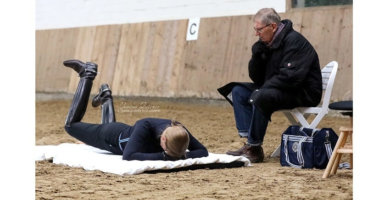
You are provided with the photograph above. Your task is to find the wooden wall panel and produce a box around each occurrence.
[280,10,304,32]
[179,17,232,98]
[67,25,122,94]
[36,28,79,92]
[140,21,176,97]
[333,7,353,99]
[153,20,188,97]
[68,26,96,92]
[223,15,254,84]
[113,23,150,96]
[35,30,51,91]
[36,6,353,101]
[90,25,122,93]
[112,20,187,97]
[169,21,189,97]
[297,6,352,100]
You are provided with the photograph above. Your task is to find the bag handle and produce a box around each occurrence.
[324,130,333,159]
[284,135,306,168]
[298,127,319,137]
[297,137,306,167]
[300,128,333,159]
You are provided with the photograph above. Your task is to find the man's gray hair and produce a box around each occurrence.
[254,8,281,25]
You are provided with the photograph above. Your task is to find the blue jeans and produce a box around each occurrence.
[232,85,269,146]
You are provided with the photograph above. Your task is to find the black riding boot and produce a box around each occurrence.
[92,84,116,124]
[64,60,98,127]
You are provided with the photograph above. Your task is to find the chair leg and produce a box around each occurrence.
[271,145,281,157]
[322,131,346,178]
[331,153,342,175]
[292,110,310,127]
[350,132,353,169]
[330,131,349,175]
[350,154,353,169]
[307,112,324,129]
[283,111,300,126]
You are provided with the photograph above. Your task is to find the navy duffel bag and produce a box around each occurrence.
[280,126,339,169]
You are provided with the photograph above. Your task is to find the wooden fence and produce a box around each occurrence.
[36,5,352,100]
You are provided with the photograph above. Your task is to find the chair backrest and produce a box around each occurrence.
[320,61,338,108]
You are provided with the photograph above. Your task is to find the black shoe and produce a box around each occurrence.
[63,59,97,80]
[242,145,264,163]
[92,84,112,107]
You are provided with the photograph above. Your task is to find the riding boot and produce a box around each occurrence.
[64,60,98,127]
[101,99,116,124]
[92,84,116,124]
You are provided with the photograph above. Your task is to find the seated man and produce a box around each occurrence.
[218,8,322,163]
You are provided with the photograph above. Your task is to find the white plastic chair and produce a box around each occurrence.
[271,61,339,157]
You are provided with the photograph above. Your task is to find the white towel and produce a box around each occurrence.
[35,143,251,175]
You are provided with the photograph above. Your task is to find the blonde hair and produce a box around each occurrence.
[162,121,190,159]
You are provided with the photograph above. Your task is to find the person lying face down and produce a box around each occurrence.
[119,118,208,161]
[160,121,190,159]
[62,59,208,161]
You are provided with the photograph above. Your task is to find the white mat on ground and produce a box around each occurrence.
[35,143,251,175]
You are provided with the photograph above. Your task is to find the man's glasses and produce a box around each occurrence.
[253,24,271,33]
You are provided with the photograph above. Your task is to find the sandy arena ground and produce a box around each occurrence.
[36,95,352,200]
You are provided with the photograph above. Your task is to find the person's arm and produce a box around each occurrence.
[248,40,269,85]
[185,131,208,159]
[122,119,165,161]
[261,33,318,90]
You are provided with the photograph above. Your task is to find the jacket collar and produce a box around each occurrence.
[268,19,293,49]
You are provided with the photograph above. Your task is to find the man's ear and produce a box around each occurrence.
[161,135,166,142]
[271,23,278,33]
[160,135,167,151]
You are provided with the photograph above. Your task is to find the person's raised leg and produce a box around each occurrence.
[64,59,97,127]
[63,60,130,155]
[92,84,116,124]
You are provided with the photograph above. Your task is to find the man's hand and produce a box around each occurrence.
[163,151,183,161]
[251,40,268,57]
[162,151,187,161]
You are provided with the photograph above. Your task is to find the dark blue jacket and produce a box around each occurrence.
[120,118,208,161]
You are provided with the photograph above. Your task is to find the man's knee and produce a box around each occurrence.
[232,86,251,102]
[250,89,278,105]
[251,88,285,114]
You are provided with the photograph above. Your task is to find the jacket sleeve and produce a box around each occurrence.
[261,33,318,90]
[185,131,208,159]
[248,40,269,85]
[122,119,165,161]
